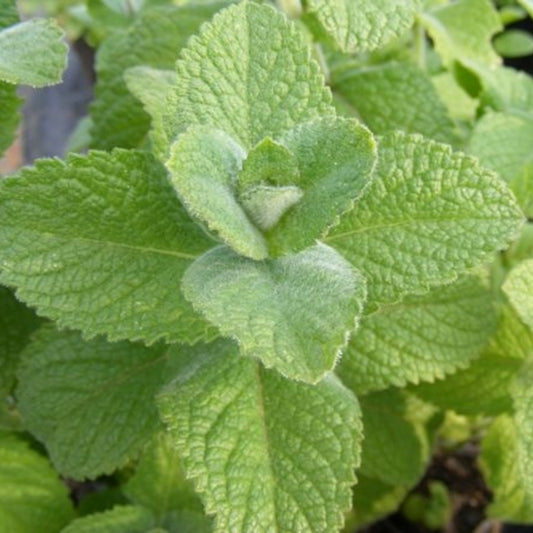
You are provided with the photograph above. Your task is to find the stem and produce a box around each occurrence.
[276,0,302,18]
[414,22,427,70]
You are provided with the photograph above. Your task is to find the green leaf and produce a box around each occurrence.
[0,0,18,29]
[0,81,20,157]
[494,29,533,58]
[90,2,228,150]
[16,327,175,479]
[0,434,74,533]
[266,117,377,255]
[0,19,67,86]
[358,390,427,487]
[302,0,420,53]
[519,0,533,18]
[182,244,366,383]
[0,286,43,396]
[338,276,497,394]
[326,132,524,306]
[420,0,502,67]
[331,62,458,145]
[164,2,334,153]
[504,259,533,331]
[166,128,268,260]
[0,149,215,344]
[158,340,363,533]
[61,506,155,533]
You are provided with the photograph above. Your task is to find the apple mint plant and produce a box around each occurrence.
[1,0,533,531]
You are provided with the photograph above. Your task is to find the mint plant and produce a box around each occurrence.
[1,0,533,531]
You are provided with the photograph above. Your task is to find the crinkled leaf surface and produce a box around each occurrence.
[0,149,214,344]
[182,244,366,383]
[337,276,497,394]
[158,340,363,533]
[326,132,524,306]
[165,2,334,153]
[0,19,67,86]
[503,259,533,331]
[0,434,74,533]
[61,506,155,533]
[0,81,20,158]
[302,0,420,53]
[166,128,268,260]
[420,0,502,67]
[267,117,377,255]
[90,2,229,149]
[16,326,175,479]
[331,62,457,145]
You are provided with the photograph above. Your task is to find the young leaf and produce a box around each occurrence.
[494,29,533,58]
[326,132,524,306]
[503,259,533,331]
[16,327,175,479]
[164,1,334,153]
[0,81,20,157]
[182,244,366,383]
[158,340,363,533]
[0,434,74,533]
[0,19,67,87]
[166,127,268,260]
[301,0,421,53]
[337,276,497,394]
[0,149,215,344]
[61,506,155,533]
[331,62,458,145]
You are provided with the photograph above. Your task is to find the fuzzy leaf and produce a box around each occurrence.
[183,244,366,383]
[504,259,533,331]
[16,327,176,479]
[302,0,420,53]
[0,149,214,344]
[326,132,524,305]
[61,506,155,533]
[158,340,363,533]
[338,276,497,394]
[164,2,334,152]
[0,434,74,533]
[0,81,20,157]
[0,19,67,86]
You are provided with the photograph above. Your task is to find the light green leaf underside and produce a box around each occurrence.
[0,149,215,344]
[165,2,334,152]
[182,244,366,383]
[0,286,43,395]
[0,19,67,86]
[411,303,532,415]
[90,2,229,150]
[268,117,377,255]
[0,81,20,157]
[420,0,502,67]
[166,128,268,260]
[16,327,173,479]
[338,276,497,395]
[0,434,74,533]
[326,132,524,306]
[302,0,420,53]
[158,340,363,533]
[359,390,427,487]
[503,259,533,331]
[61,506,154,533]
[332,62,457,145]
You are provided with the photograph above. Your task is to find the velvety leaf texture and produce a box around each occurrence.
[0,19,67,86]
[503,259,533,331]
[302,0,420,53]
[182,244,366,383]
[326,132,524,305]
[158,340,363,533]
[61,506,155,533]
[338,276,497,394]
[16,327,174,479]
[164,2,334,153]
[0,149,215,344]
[0,434,74,533]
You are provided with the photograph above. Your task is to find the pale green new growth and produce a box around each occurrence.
[326,132,524,305]
[182,244,366,383]
[0,19,67,87]
[0,149,215,344]
[0,435,74,533]
[504,259,533,330]
[338,276,497,394]
[158,340,363,533]
[16,327,173,478]
[165,2,334,152]
[61,506,154,533]
[302,0,420,53]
